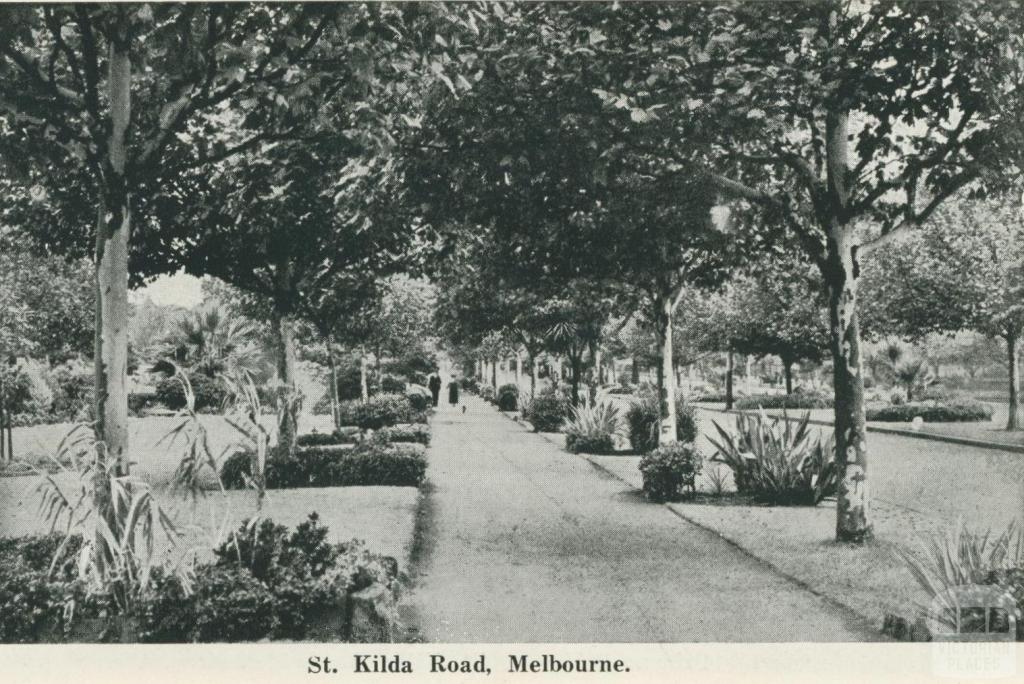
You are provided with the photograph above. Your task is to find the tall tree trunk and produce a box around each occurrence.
[95,43,132,479]
[569,352,582,407]
[631,355,640,384]
[515,350,522,385]
[530,353,538,397]
[654,295,677,445]
[359,350,369,403]
[491,357,497,389]
[783,357,794,395]
[595,349,603,385]
[825,229,872,543]
[326,339,340,430]
[92,36,132,579]
[725,350,734,410]
[1007,330,1020,431]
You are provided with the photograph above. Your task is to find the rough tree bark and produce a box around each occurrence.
[1007,329,1019,431]
[653,294,678,445]
[326,338,341,430]
[359,349,370,403]
[783,357,794,395]
[725,350,734,410]
[94,40,132,479]
[631,356,640,384]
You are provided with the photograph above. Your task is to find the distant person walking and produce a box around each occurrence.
[429,373,442,407]
[447,375,460,407]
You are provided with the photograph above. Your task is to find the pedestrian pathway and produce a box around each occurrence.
[405,398,878,642]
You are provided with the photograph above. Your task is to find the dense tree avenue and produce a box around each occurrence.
[1,1,1022,558]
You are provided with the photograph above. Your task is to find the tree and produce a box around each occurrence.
[860,195,1024,428]
[0,226,94,362]
[159,303,262,379]
[0,4,341,479]
[563,1,1022,541]
[728,255,830,394]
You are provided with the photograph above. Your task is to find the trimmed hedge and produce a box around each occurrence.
[295,430,360,447]
[336,393,415,429]
[734,392,833,410]
[378,424,431,446]
[220,442,427,489]
[865,401,993,423]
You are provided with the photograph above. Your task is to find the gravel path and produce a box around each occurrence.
[404,398,878,642]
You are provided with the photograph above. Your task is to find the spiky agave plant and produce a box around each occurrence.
[564,401,622,454]
[894,520,1024,633]
[221,371,271,512]
[706,409,837,505]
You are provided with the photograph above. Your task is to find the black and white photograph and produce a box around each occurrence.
[0,0,1023,679]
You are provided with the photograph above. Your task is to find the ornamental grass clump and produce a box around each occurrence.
[706,409,837,506]
[564,402,621,454]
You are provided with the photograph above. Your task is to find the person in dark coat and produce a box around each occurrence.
[447,376,460,407]
[428,373,442,407]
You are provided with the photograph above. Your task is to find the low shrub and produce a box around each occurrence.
[521,391,569,432]
[378,424,431,446]
[689,392,729,403]
[380,375,406,394]
[479,385,496,403]
[734,391,833,410]
[865,401,993,423]
[605,385,635,395]
[564,402,620,454]
[137,515,400,642]
[154,372,227,412]
[295,431,359,447]
[128,391,156,415]
[459,376,479,393]
[639,443,703,503]
[625,392,697,454]
[0,534,94,643]
[336,393,414,430]
[221,442,427,489]
[405,390,431,412]
[707,410,837,506]
[497,384,520,411]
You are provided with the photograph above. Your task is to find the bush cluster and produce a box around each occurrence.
[625,392,697,454]
[0,361,95,426]
[479,385,496,403]
[496,384,520,411]
[137,515,400,642]
[0,534,96,643]
[458,376,480,393]
[639,443,703,503]
[865,401,993,423]
[734,392,833,410]
[380,375,407,394]
[521,390,570,432]
[154,372,228,413]
[337,393,416,430]
[221,442,427,489]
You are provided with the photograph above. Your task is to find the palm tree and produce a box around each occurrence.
[161,303,261,378]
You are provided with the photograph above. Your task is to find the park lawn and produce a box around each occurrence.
[0,413,420,572]
[2,412,337,488]
[695,402,1024,447]
[577,408,1024,631]
[0,478,420,574]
